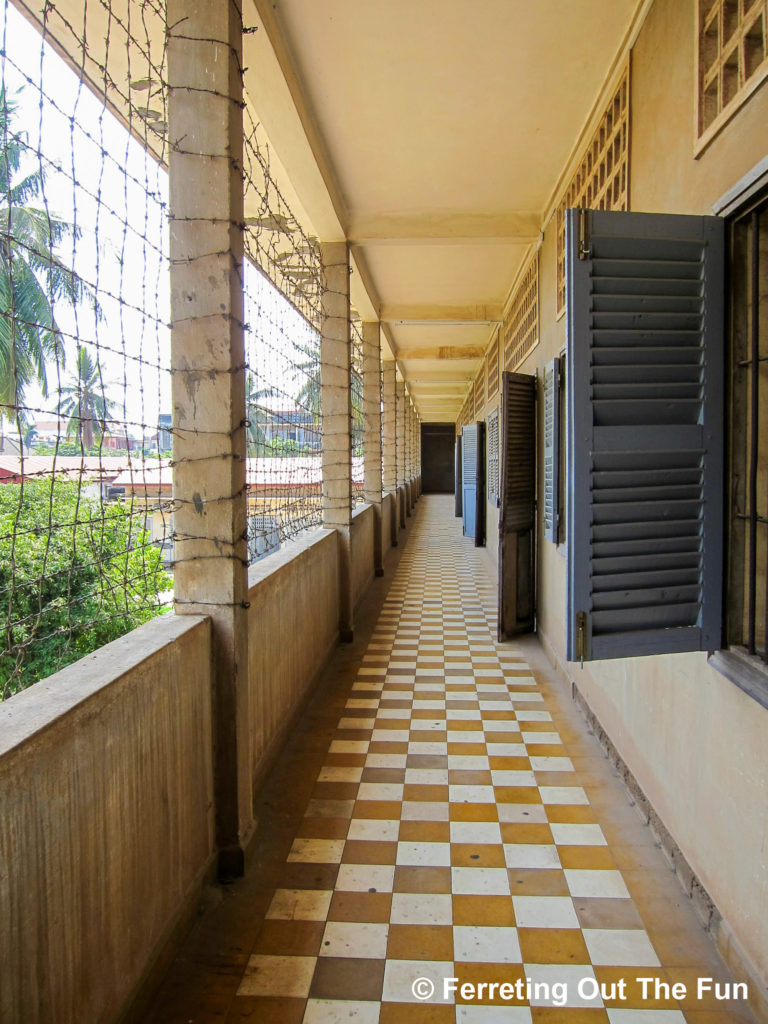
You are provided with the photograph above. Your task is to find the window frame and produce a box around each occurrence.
[707,173,768,704]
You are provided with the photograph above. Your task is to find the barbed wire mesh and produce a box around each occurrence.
[241,102,324,562]
[0,0,173,698]
[350,314,364,507]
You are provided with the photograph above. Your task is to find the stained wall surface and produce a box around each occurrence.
[477,0,768,996]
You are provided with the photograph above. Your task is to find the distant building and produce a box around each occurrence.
[261,408,319,448]
[157,414,172,452]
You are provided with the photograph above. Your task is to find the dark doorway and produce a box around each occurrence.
[421,422,456,493]
[498,371,536,639]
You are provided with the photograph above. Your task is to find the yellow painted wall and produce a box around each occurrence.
[513,0,768,994]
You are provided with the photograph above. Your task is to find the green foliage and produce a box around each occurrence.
[32,440,104,456]
[0,479,171,699]
[260,436,314,457]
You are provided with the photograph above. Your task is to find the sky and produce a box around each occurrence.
[1,1,317,441]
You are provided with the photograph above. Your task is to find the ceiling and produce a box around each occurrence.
[243,0,648,421]
[23,0,649,423]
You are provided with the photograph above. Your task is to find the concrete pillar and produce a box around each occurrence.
[382,360,397,547]
[405,393,413,516]
[321,241,353,642]
[168,0,252,878]
[415,409,422,498]
[362,322,384,576]
[410,402,417,504]
[396,376,407,529]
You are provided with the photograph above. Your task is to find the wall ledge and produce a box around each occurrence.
[247,526,335,590]
[708,648,768,713]
[0,612,210,755]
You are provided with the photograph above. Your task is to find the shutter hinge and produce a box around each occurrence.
[577,209,591,260]
[576,611,588,668]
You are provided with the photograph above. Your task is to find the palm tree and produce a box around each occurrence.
[294,335,321,426]
[59,347,115,450]
[0,88,94,435]
[245,371,272,455]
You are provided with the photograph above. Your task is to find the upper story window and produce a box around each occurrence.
[697,0,768,152]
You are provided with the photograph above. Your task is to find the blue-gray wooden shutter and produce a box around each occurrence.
[455,435,462,517]
[498,372,536,639]
[462,422,485,545]
[543,357,561,543]
[566,208,724,662]
[462,424,478,539]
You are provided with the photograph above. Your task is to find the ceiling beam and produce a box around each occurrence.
[397,345,486,360]
[349,212,540,245]
[382,304,503,324]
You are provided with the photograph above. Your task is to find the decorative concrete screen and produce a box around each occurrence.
[555,61,630,318]
[503,250,539,371]
[698,0,768,146]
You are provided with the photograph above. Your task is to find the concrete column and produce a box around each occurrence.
[404,393,413,515]
[410,402,417,504]
[415,409,422,497]
[382,360,397,547]
[168,0,252,878]
[321,241,353,642]
[362,322,384,576]
[396,376,407,529]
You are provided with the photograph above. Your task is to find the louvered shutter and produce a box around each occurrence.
[462,424,477,539]
[566,208,724,662]
[498,372,536,639]
[543,358,561,543]
[455,435,462,517]
[462,422,485,545]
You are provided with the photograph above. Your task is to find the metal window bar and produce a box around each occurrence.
[729,197,767,662]
[0,0,173,699]
[747,206,766,659]
[241,105,323,559]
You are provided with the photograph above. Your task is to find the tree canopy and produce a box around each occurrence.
[0,479,171,699]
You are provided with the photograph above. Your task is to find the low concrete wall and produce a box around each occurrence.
[247,528,339,786]
[351,503,375,608]
[0,613,214,1024]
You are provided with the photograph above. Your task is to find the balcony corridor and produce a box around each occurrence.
[145,495,755,1024]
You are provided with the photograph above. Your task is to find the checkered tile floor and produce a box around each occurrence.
[149,496,757,1024]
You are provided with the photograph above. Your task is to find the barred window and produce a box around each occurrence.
[727,191,768,662]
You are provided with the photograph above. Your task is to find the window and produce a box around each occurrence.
[697,0,768,152]
[726,193,768,662]
[565,208,724,662]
